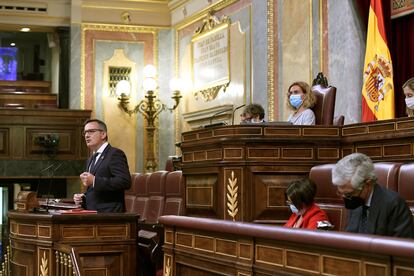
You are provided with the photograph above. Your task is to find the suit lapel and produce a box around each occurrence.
[367,184,381,234]
[87,155,95,172]
[349,207,363,232]
[90,144,110,174]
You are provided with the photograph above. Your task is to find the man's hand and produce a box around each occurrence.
[80,172,95,187]
[73,193,85,206]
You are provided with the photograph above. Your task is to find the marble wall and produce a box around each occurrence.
[327,0,365,124]
[73,24,176,173]
[176,0,253,130]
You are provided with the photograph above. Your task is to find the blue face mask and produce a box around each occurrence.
[289,204,299,214]
[289,94,303,109]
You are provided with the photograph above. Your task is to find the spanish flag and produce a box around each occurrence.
[362,0,394,122]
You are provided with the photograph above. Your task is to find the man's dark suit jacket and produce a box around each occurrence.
[83,144,131,212]
[346,184,414,238]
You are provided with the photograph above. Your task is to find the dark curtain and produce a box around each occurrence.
[353,0,414,118]
[391,14,414,117]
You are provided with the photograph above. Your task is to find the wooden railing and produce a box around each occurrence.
[160,215,414,276]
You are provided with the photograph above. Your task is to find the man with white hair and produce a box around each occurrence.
[332,153,414,238]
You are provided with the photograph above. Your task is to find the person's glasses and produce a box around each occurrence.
[82,129,103,136]
[336,188,363,200]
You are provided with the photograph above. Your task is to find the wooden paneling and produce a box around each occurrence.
[0,128,9,156]
[8,211,137,276]
[180,118,414,222]
[160,216,413,276]
[0,80,51,93]
[0,92,57,108]
[0,109,90,161]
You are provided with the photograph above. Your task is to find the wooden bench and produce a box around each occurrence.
[159,215,414,276]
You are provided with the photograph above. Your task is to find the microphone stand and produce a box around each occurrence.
[231,104,246,125]
[210,109,232,125]
[44,162,63,212]
[204,108,232,128]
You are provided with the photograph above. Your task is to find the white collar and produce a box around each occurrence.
[94,142,108,155]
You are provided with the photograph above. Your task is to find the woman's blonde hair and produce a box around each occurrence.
[403,77,414,117]
[286,81,317,110]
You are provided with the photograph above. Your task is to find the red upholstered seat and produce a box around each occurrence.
[163,171,184,216]
[165,156,174,172]
[398,163,414,213]
[309,164,341,204]
[137,170,169,275]
[132,173,150,219]
[126,173,141,195]
[125,173,142,213]
[143,171,168,224]
[311,84,337,125]
[309,163,347,231]
[373,162,401,191]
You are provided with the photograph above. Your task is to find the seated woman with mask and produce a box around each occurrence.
[403,77,414,117]
[287,81,317,125]
[284,178,330,229]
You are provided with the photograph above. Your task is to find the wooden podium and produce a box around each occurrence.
[180,118,414,223]
[8,210,138,276]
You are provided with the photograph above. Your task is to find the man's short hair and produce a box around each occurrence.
[285,178,317,209]
[84,119,108,140]
[332,153,377,189]
[242,104,265,119]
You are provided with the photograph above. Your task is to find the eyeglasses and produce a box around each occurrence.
[336,188,363,200]
[82,129,103,136]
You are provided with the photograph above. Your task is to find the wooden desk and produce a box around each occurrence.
[160,215,414,276]
[8,210,138,275]
[180,118,414,223]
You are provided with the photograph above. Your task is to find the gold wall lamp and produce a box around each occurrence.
[115,65,182,172]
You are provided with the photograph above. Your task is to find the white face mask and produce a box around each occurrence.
[289,204,299,214]
[405,97,414,109]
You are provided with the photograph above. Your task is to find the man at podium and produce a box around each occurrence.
[74,119,131,212]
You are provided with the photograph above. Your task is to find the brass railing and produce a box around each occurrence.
[54,244,80,276]
[0,245,10,276]
[0,244,80,276]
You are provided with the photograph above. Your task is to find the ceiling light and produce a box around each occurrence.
[20,27,31,32]
[10,42,16,46]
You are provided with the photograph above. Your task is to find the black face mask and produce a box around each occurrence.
[343,196,365,209]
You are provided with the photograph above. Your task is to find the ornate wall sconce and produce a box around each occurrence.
[115,65,182,172]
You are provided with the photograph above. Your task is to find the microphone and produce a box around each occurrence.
[203,108,232,128]
[44,161,64,212]
[36,161,60,204]
[40,161,59,174]
[210,109,232,125]
[231,104,246,125]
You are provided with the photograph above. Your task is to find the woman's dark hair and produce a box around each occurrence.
[242,104,265,119]
[285,178,317,209]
